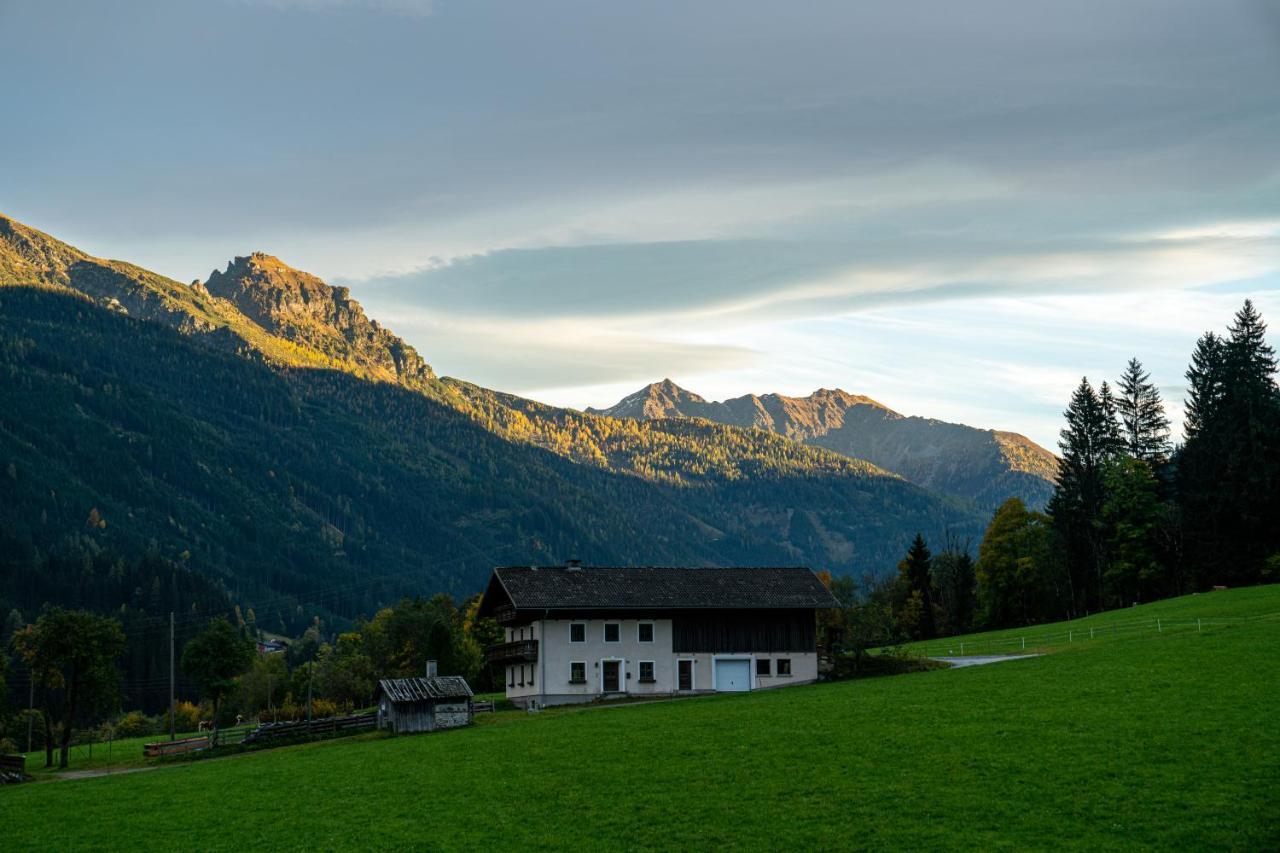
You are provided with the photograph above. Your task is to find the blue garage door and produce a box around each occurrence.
[715,659,751,692]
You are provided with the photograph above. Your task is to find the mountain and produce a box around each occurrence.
[590,381,1058,510]
[0,213,984,631]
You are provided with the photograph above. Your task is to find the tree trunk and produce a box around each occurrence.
[59,680,77,769]
[42,709,54,769]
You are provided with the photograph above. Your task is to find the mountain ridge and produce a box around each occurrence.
[590,380,1058,509]
[0,212,986,626]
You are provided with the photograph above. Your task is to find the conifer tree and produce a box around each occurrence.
[1178,300,1280,586]
[1098,381,1126,460]
[1048,378,1114,612]
[896,534,937,640]
[1183,333,1225,440]
[1116,358,1171,462]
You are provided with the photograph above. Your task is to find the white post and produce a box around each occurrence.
[960,642,964,655]
[1198,618,1202,632]
[1158,619,1162,633]
[1069,630,1072,643]
[1090,627,1094,639]
[1021,637,1025,651]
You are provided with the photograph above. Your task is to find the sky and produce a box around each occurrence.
[3,0,1278,449]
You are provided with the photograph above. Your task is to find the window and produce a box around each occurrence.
[777,658,792,676]
[570,622,586,643]
[519,665,525,687]
[638,661,655,683]
[638,622,654,643]
[570,661,587,684]
[508,666,515,688]
[756,658,771,677]
[604,622,620,643]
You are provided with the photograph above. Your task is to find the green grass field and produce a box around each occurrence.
[4,586,1278,850]
[901,583,1280,656]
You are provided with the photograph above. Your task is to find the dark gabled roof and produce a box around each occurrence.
[375,676,473,703]
[480,566,840,613]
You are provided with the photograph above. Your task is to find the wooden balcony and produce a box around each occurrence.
[493,604,517,624]
[485,639,538,665]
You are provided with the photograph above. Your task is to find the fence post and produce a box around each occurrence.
[1198,618,1202,632]
[1090,627,1094,639]
[1069,630,1072,643]
[1021,637,1025,651]
[1158,618,1162,633]
[960,642,964,655]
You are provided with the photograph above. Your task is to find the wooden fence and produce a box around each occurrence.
[0,754,26,773]
[242,712,376,746]
[144,736,210,758]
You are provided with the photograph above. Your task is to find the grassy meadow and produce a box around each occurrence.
[901,583,1280,656]
[3,587,1278,850]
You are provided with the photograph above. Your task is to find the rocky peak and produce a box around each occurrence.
[591,379,707,419]
[204,253,433,384]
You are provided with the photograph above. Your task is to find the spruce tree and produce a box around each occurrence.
[1098,381,1126,459]
[1183,332,1225,440]
[1178,301,1280,587]
[896,534,937,640]
[1048,378,1115,612]
[1116,358,1171,462]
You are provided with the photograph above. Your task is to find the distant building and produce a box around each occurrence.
[374,675,474,734]
[477,563,839,709]
[256,638,288,655]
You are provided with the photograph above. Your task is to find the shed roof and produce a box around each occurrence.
[375,676,473,703]
[479,565,839,614]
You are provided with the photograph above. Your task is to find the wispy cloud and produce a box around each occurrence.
[236,0,434,16]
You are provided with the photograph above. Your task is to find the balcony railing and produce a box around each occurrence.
[485,639,539,665]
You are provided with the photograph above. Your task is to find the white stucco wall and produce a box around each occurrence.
[503,618,819,707]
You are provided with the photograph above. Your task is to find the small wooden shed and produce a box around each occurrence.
[374,676,474,734]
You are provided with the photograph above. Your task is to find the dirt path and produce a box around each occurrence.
[931,654,1044,668]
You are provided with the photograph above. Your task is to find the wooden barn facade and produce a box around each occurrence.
[374,676,474,734]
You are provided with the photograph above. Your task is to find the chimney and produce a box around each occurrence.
[425,660,438,678]
[566,559,583,572]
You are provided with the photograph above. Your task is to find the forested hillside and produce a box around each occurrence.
[0,214,984,640]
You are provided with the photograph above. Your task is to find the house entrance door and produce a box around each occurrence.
[602,660,621,693]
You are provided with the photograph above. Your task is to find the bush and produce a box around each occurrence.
[162,700,205,734]
[113,711,157,739]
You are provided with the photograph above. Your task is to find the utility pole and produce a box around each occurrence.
[26,676,35,754]
[169,611,176,741]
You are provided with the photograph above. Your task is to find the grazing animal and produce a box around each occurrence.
[197,720,212,732]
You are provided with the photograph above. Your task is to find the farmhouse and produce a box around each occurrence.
[374,675,474,734]
[477,563,839,708]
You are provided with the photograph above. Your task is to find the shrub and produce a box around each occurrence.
[162,700,205,734]
[113,711,157,739]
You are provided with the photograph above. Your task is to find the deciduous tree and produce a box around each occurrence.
[182,618,254,738]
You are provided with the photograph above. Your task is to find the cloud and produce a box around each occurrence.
[236,0,434,16]
[354,225,1280,328]
[372,314,758,390]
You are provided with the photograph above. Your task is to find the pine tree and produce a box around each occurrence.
[1183,333,1225,440]
[896,534,937,640]
[1116,358,1171,462]
[1177,301,1280,587]
[1098,381,1126,459]
[1048,378,1115,613]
